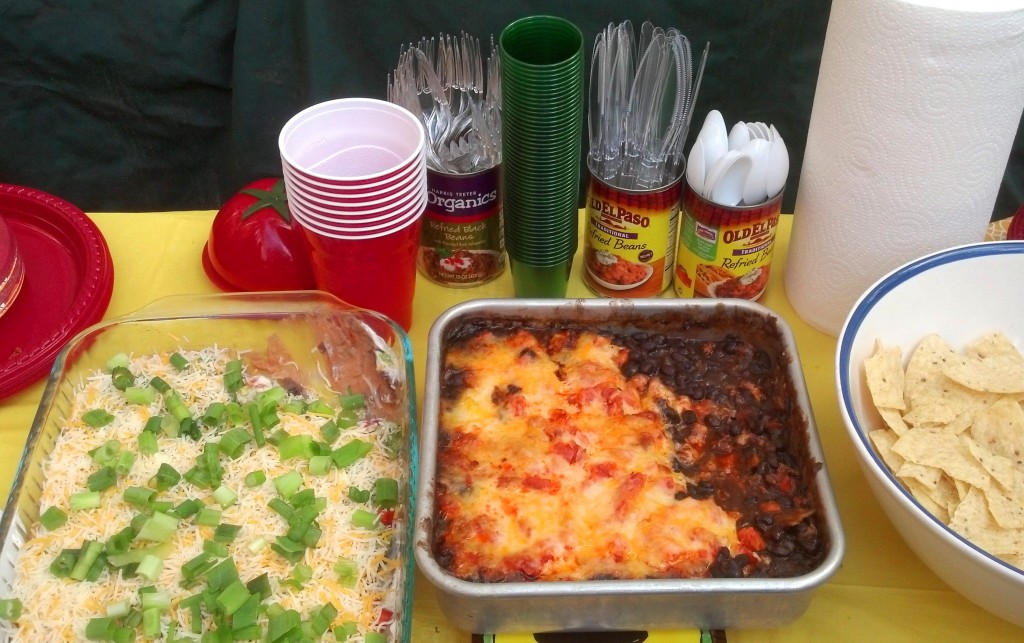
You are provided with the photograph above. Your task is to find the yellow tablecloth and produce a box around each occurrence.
[1,211,1020,642]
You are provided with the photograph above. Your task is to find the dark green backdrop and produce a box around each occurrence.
[1,0,1021,219]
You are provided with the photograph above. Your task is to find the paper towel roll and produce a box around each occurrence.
[785,0,1024,335]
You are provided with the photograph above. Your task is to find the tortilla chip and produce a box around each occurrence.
[964,435,1018,491]
[942,352,1024,394]
[971,398,1024,463]
[891,429,991,489]
[904,334,958,407]
[903,478,950,523]
[951,488,1024,556]
[865,342,906,410]
[902,400,957,427]
[965,331,1024,361]
[982,480,1024,530]
[897,461,943,490]
[878,407,910,436]
[869,429,904,471]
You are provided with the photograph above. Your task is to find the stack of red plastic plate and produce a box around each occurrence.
[0,184,114,399]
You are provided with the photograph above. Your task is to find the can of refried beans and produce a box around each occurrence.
[673,183,782,301]
[582,173,683,298]
[417,166,505,287]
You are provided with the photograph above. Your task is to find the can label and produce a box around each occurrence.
[582,174,682,298]
[673,185,782,300]
[418,166,505,287]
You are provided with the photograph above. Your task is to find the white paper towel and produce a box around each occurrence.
[785,0,1024,335]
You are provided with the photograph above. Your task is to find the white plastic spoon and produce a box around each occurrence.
[740,138,771,205]
[728,121,750,151]
[686,138,706,194]
[704,150,752,207]
[765,125,789,198]
[697,110,729,179]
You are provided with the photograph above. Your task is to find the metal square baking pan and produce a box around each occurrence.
[415,298,844,633]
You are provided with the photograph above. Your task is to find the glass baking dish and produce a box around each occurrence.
[0,291,417,642]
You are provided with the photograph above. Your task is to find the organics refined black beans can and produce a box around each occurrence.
[417,166,505,287]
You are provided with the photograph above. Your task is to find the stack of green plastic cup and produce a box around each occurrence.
[499,15,585,297]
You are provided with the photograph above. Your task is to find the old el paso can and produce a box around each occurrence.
[583,174,683,298]
[673,183,782,300]
[417,166,506,287]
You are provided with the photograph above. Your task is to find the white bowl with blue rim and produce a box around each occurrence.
[836,240,1024,628]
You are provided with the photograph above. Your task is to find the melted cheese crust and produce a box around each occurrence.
[9,347,402,642]
[435,329,743,582]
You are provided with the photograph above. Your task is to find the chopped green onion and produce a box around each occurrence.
[85,616,116,640]
[334,621,359,641]
[218,427,251,459]
[216,580,251,616]
[202,402,226,427]
[82,408,116,428]
[247,536,268,554]
[307,400,334,417]
[179,416,201,440]
[282,563,313,589]
[277,434,315,461]
[247,403,266,447]
[140,588,170,611]
[49,548,78,577]
[105,353,130,371]
[123,486,156,508]
[136,553,164,582]
[335,409,359,430]
[113,451,136,477]
[105,525,137,557]
[90,439,121,465]
[180,552,217,583]
[159,413,180,437]
[224,359,244,394]
[364,632,387,643]
[150,500,174,514]
[338,392,365,410]
[347,487,370,503]
[196,506,222,527]
[169,352,190,370]
[331,439,372,469]
[351,509,378,530]
[267,607,301,643]
[142,415,163,433]
[172,498,203,519]
[256,386,287,411]
[243,470,266,487]
[111,366,135,391]
[282,400,306,415]
[267,497,294,521]
[87,465,118,492]
[164,391,191,423]
[148,375,171,393]
[308,455,333,476]
[70,539,104,581]
[371,477,400,509]
[212,484,237,508]
[151,463,181,492]
[204,557,239,592]
[273,470,303,499]
[125,385,156,405]
[136,511,179,543]
[105,599,131,618]
[245,572,272,600]
[39,506,68,530]
[70,490,102,511]
[213,523,241,543]
[0,598,22,621]
[333,557,358,588]
[202,539,230,558]
[138,430,159,455]
[319,419,340,444]
[309,602,338,636]
[225,401,245,426]
[142,606,161,638]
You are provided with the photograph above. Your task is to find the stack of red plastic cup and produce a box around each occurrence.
[279,98,427,330]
